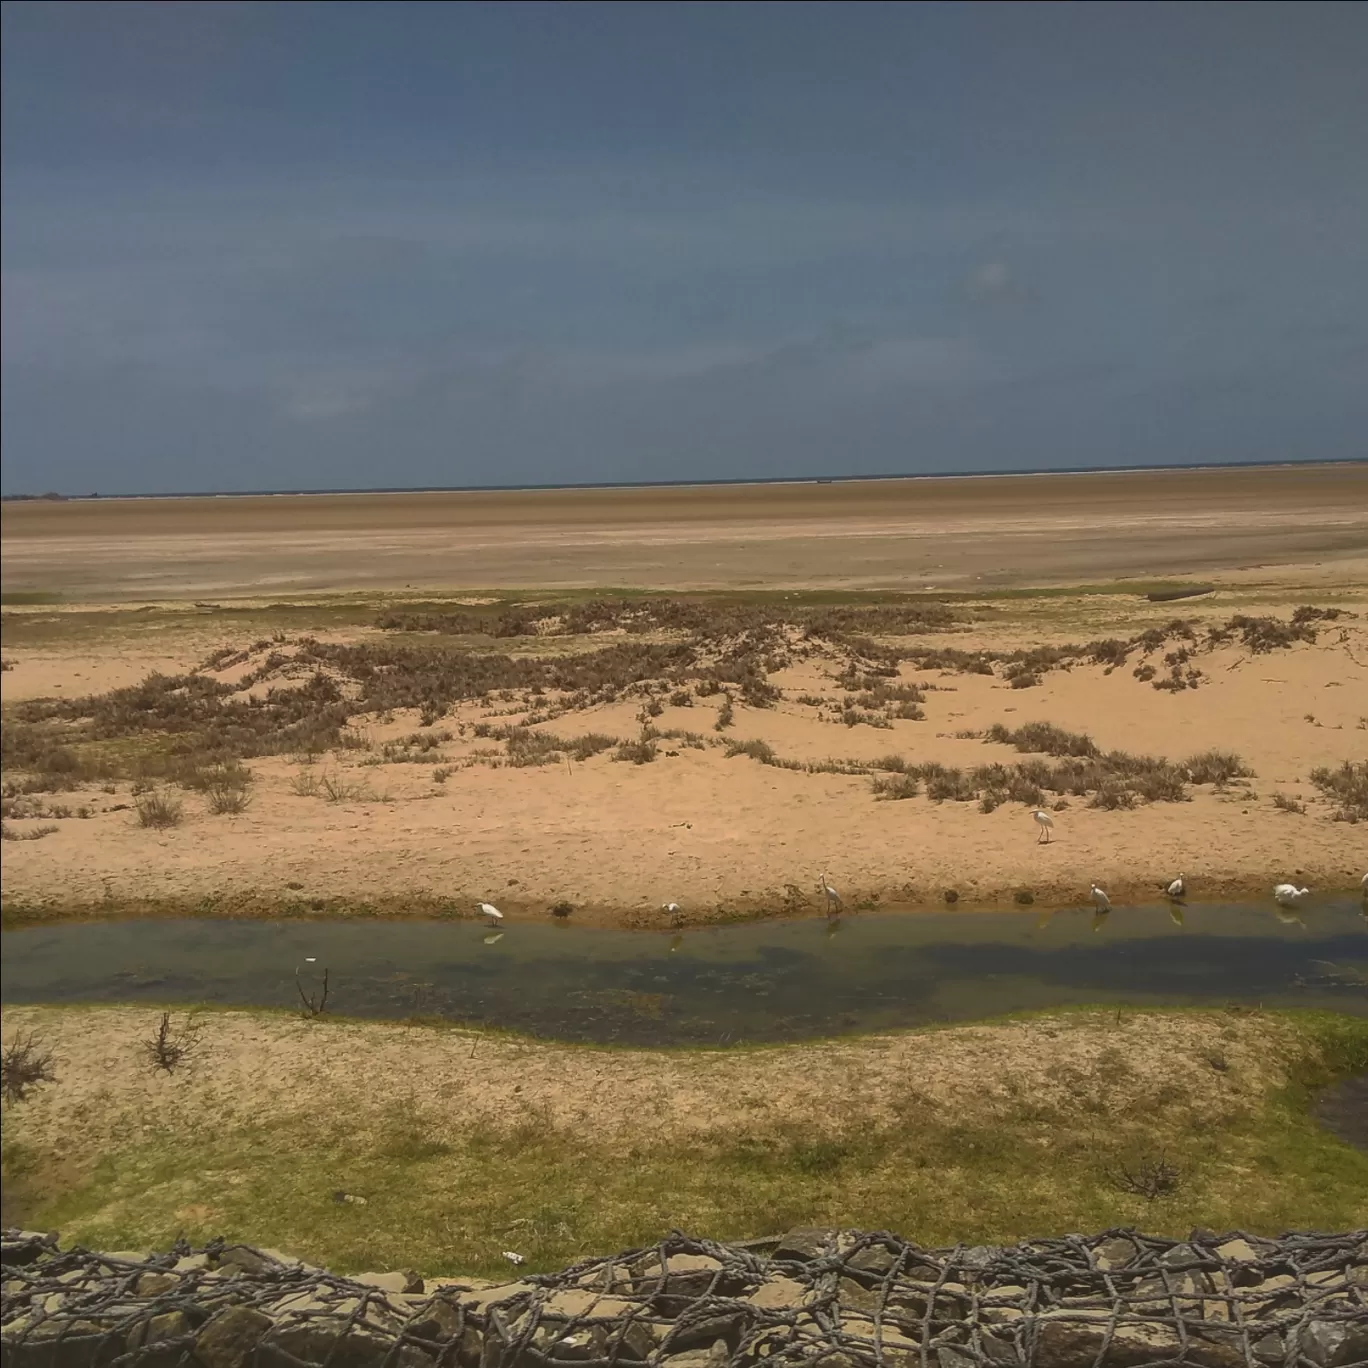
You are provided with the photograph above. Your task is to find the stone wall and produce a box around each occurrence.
[2,1225,1365,1367]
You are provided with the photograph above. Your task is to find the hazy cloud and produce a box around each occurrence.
[3,2,1366,493]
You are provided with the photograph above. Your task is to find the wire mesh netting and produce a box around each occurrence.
[2,1226,1365,1367]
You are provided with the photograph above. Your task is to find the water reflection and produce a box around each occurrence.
[2,900,1364,1047]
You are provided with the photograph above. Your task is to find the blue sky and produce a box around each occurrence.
[3,0,1365,494]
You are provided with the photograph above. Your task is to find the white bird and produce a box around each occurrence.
[1273,883,1310,907]
[1089,883,1111,912]
[662,902,684,926]
[1164,874,1186,900]
[821,873,843,915]
[1360,871,1367,893]
[477,902,504,923]
[502,1251,525,1266]
[1033,810,1055,844]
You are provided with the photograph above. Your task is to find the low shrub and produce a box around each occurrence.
[135,792,183,828]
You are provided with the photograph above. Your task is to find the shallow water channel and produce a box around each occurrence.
[3,901,1366,1046]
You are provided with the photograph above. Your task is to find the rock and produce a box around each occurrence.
[1157,1242,1199,1269]
[661,1312,753,1354]
[135,1271,180,1297]
[173,1254,210,1273]
[745,1276,806,1310]
[0,1316,115,1368]
[1250,1333,1284,1363]
[1091,1237,1137,1270]
[194,1306,275,1368]
[215,1245,273,1277]
[936,1349,975,1368]
[1300,1319,1368,1367]
[428,1276,492,1293]
[837,1276,881,1314]
[354,1270,424,1294]
[529,1319,604,1361]
[846,1243,899,1277]
[128,1309,193,1348]
[0,1232,59,1268]
[772,1228,837,1263]
[1214,1238,1260,1263]
[458,1280,536,1313]
[257,1247,303,1268]
[660,1340,729,1368]
[540,1288,638,1320]
[1245,1272,1299,1317]
[262,1319,434,1367]
[1034,1316,1245,1368]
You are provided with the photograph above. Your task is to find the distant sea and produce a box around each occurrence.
[3,456,1362,502]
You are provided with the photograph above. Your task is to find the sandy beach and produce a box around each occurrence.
[3,465,1366,921]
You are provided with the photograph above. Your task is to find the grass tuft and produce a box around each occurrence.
[135,792,183,829]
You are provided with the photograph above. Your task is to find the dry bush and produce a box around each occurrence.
[135,791,183,828]
[614,737,658,765]
[2,1031,57,1103]
[1309,761,1368,822]
[985,722,1099,757]
[206,783,252,815]
[1109,1153,1182,1202]
[142,1012,200,1074]
[1271,792,1306,815]
[1,821,59,841]
[871,773,920,801]
[1184,750,1253,784]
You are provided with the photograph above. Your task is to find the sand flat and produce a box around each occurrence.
[3,464,1366,917]
[5,463,1366,599]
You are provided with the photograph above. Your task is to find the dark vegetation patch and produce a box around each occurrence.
[1308,761,1368,823]
[874,731,1251,810]
[0,602,1331,810]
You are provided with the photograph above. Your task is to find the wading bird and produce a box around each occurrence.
[1273,883,1310,908]
[1090,883,1111,913]
[1164,874,1186,900]
[1361,871,1367,894]
[662,902,684,926]
[821,874,843,915]
[477,902,504,924]
[1033,810,1055,844]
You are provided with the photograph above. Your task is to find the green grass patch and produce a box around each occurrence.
[4,1012,1364,1276]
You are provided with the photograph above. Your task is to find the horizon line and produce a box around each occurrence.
[2,455,1364,503]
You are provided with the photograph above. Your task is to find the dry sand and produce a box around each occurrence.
[4,463,1366,600]
[3,465,1366,918]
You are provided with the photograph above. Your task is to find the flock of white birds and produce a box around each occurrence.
[465,810,1367,934]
